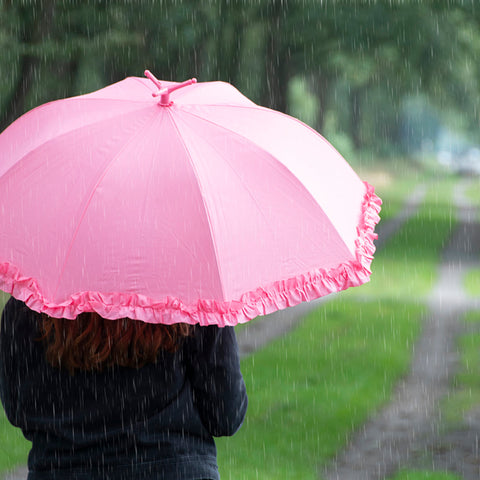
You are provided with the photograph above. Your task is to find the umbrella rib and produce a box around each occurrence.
[51,108,161,300]
[165,108,227,302]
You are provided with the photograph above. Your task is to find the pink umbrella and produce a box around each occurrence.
[0,70,381,326]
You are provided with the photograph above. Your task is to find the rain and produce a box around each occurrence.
[0,1,480,480]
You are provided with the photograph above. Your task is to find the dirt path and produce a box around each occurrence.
[323,180,480,480]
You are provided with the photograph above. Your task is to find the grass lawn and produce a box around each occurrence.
[388,469,463,480]
[0,291,8,311]
[0,409,30,474]
[463,176,480,299]
[464,269,480,297]
[0,292,32,472]
[464,178,480,206]
[374,172,422,222]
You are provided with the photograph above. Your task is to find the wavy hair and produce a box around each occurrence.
[38,313,192,375]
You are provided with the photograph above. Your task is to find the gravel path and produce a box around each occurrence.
[323,180,480,480]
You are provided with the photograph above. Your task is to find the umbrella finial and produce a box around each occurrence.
[144,70,197,106]
[154,78,197,106]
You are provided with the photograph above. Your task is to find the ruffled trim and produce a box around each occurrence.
[0,182,381,326]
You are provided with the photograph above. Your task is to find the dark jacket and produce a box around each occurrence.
[0,297,247,480]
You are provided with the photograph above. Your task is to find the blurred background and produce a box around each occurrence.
[1,2,480,480]
[1,0,479,169]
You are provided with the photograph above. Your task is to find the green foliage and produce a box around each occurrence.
[1,2,479,153]
[287,76,318,128]
[374,174,420,221]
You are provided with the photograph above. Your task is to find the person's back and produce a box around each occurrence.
[0,297,247,480]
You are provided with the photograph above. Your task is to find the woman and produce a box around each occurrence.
[0,297,247,479]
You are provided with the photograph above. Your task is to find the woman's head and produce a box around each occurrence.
[39,313,192,375]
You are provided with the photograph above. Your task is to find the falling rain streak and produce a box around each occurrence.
[0,1,480,479]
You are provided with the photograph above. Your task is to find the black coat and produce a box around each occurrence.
[0,297,247,480]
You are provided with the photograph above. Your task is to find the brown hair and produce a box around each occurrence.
[38,312,192,375]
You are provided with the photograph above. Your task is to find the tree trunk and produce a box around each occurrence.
[311,72,330,133]
[55,58,80,98]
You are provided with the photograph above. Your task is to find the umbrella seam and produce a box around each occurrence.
[164,107,227,302]
[51,108,162,300]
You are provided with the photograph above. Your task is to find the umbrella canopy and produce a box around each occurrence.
[0,71,381,326]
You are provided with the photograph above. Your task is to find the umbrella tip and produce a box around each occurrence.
[144,70,162,90]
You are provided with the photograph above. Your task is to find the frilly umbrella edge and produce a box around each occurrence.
[0,182,381,327]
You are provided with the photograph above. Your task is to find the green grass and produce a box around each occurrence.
[217,299,423,479]
[441,311,480,427]
[463,269,480,297]
[388,469,463,480]
[463,310,480,324]
[0,409,31,473]
[464,179,480,206]
[0,294,31,472]
[374,173,421,222]
[0,292,8,312]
